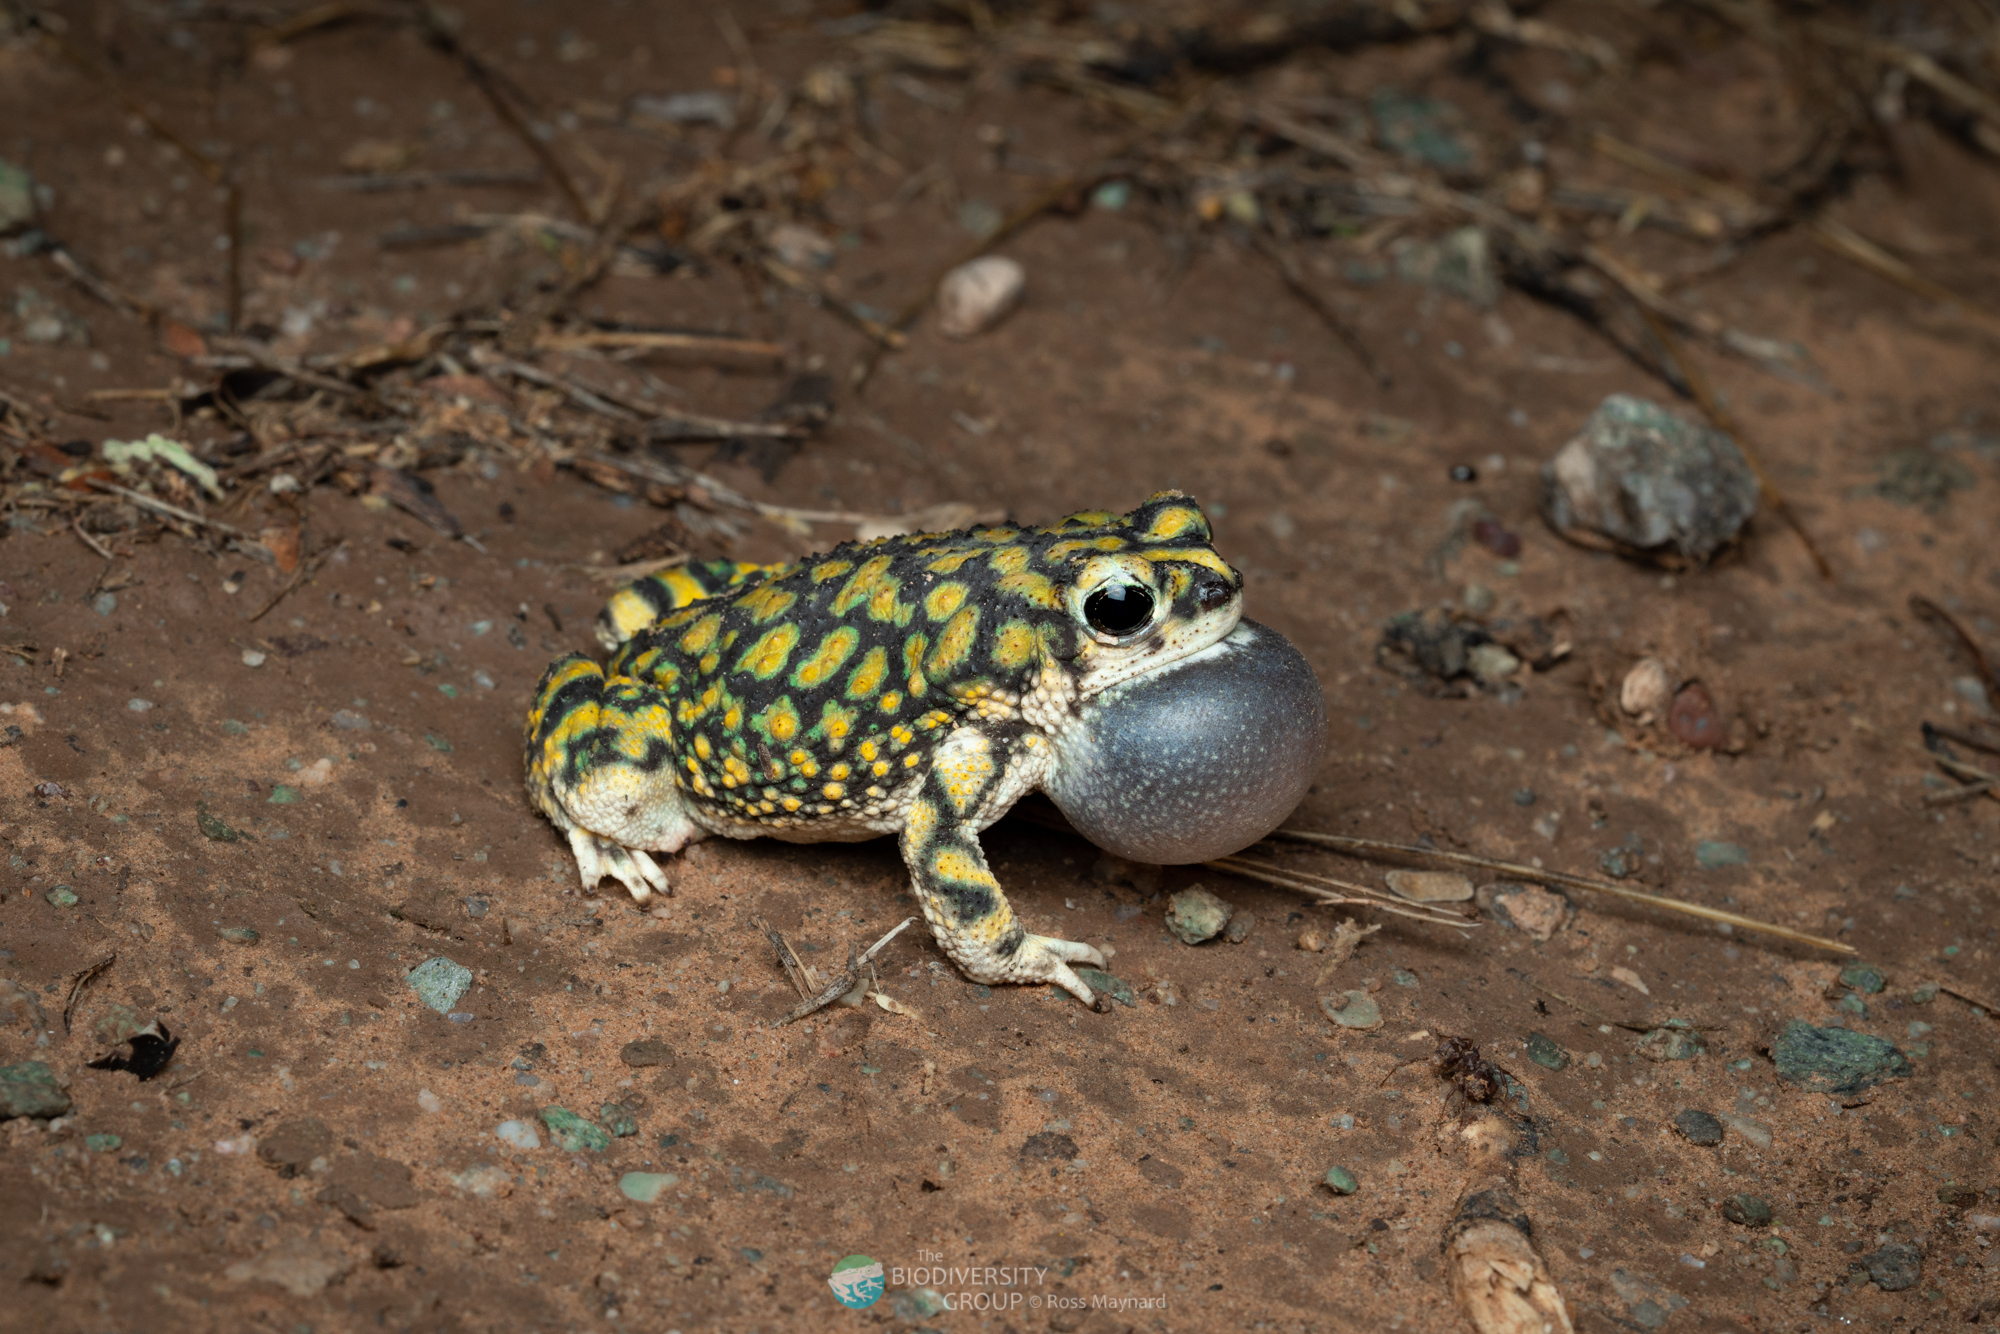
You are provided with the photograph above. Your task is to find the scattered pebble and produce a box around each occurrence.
[0,1060,71,1119]
[1322,1165,1359,1195]
[1466,643,1521,684]
[936,256,1025,338]
[1385,870,1474,903]
[1296,926,1328,952]
[450,1164,512,1198]
[242,649,266,668]
[541,1106,610,1153]
[1665,683,1726,750]
[406,956,472,1015]
[217,926,260,945]
[93,592,118,616]
[1475,883,1571,940]
[1772,1020,1911,1094]
[1608,965,1650,996]
[1321,990,1382,1030]
[1541,394,1759,565]
[1074,967,1136,1008]
[1222,911,1258,945]
[1911,982,1939,1004]
[1862,1241,1922,1292]
[1718,1112,1773,1149]
[85,1132,122,1152]
[1635,1023,1704,1062]
[598,1103,639,1138]
[1720,1193,1773,1226]
[495,1120,540,1150]
[1620,658,1675,721]
[619,1171,680,1203]
[1672,1109,1724,1146]
[1525,1032,1567,1070]
[1695,841,1749,869]
[1165,885,1234,944]
[0,158,34,232]
[1838,963,1887,994]
[44,885,77,907]
[329,708,370,731]
[416,1089,442,1114]
[619,1038,675,1068]
[126,698,153,712]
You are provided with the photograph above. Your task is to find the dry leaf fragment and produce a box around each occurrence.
[1609,964,1651,996]
[1444,1183,1575,1334]
[868,991,919,1018]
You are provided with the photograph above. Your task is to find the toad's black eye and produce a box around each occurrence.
[1084,584,1154,636]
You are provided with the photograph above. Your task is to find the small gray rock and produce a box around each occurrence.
[1320,990,1382,1030]
[1322,1165,1358,1195]
[0,1060,70,1119]
[1525,1032,1567,1071]
[1720,1193,1772,1226]
[1862,1241,1921,1292]
[1165,885,1234,945]
[406,956,472,1015]
[1838,962,1886,994]
[1772,1020,1910,1094]
[1222,910,1258,945]
[0,159,33,233]
[329,709,370,731]
[1673,1109,1724,1146]
[1542,394,1759,565]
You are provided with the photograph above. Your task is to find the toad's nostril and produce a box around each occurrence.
[1195,579,1234,613]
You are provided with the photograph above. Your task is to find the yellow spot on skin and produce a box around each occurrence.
[846,646,889,700]
[1143,505,1206,541]
[996,571,1058,609]
[694,735,713,760]
[924,605,979,679]
[791,626,859,689]
[699,651,721,675]
[1048,536,1128,560]
[858,740,878,761]
[723,705,742,730]
[811,559,854,584]
[832,556,894,615]
[1058,509,1119,529]
[878,690,903,714]
[926,549,981,575]
[901,635,929,697]
[890,724,915,747]
[823,782,846,800]
[819,702,856,741]
[756,697,800,743]
[919,709,953,730]
[987,545,1032,575]
[993,620,1035,670]
[933,849,999,888]
[783,797,803,812]
[867,576,903,623]
[904,753,921,767]
[724,756,752,785]
[661,567,708,606]
[736,623,801,680]
[934,737,995,814]
[872,760,890,778]
[678,613,723,656]
[830,763,850,781]
[734,583,798,623]
[923,582,968,622]
[1141,547,1239,579]
[904,798,938,842]
[788,749,810,766]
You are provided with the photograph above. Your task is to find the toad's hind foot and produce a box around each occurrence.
[568,827,670,906]
[987,933,1108,1007]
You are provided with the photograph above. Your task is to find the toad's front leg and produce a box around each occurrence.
[525,654,703,907]
[899,728,1106,1005]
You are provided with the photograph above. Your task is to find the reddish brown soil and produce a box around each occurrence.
[2,4,1997,1332]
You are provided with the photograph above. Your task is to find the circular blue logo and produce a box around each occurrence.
[827,1254,885,1309]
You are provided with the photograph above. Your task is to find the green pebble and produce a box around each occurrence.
[1911,983,1939,1004]
[1839,963,1886,994]
[1696,841,1750,869]
[0,1061,72,1119]
[599,1103,639,1138]
[1545,1147,1569,1166]
[406,956,472,1014]
[85,1133,122,1152]
[618,1171,679,1203]
[1323,1166,1359,1195]
[1074,967,1136,1008]
[1772,1020,1910,1094]
[1525,1031,1568,1070]
[1838,993,1868,1017]
[267,785,300,804]
[437,684,458,699]
[425,734,453,752]
[221,719,249,735]
[44,885,77,907]
[542,1106,610,1153]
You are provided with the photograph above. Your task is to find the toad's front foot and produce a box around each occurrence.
[976,933,1107,1007]
[568,827,670,906]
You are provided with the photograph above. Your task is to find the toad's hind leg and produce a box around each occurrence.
[899,730,1106,1006]
[525,654,701,906]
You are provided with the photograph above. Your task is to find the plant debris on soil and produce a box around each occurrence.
[2,0,1999,1329]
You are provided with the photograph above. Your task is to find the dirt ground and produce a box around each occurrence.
[2,1,1998,1331]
